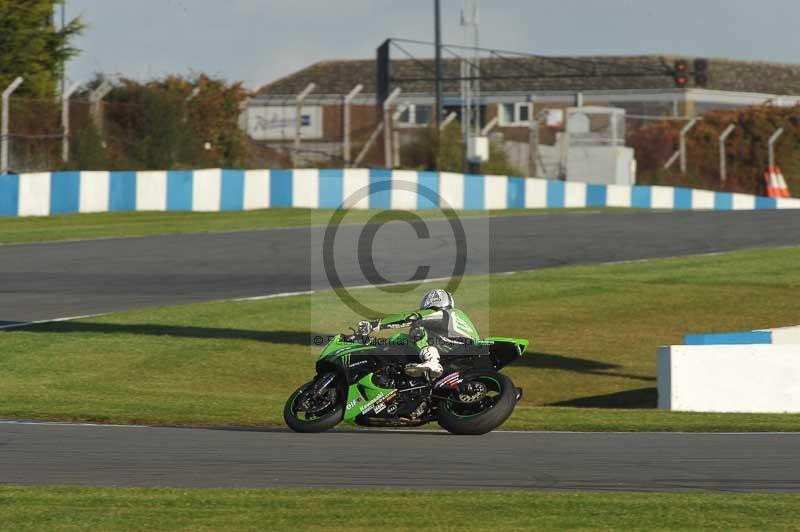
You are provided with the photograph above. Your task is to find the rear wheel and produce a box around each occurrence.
[437,370,517,435]
[284,377,344,433]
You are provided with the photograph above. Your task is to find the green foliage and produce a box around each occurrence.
[400,124,463,172]
[71,120,108,171]
[629,104,800,196]
[400,124,521,174]
[67,74,250,171]
[479,138,522,176]
[105,82,187,170]
[0,0,84,97]
[436,122,466,172]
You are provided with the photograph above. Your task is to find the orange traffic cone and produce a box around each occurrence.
[764,166,791,198]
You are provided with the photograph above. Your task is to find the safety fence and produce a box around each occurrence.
[1,168,799,217]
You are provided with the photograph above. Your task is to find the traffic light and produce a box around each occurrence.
[673,60,689,88]
[694,58,709,87]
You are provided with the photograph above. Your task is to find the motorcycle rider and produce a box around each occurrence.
[356,289,480,379]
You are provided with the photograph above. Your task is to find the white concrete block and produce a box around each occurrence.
[732,193,756,210]
[484,174,508,209]
[605,184,631,208]
[390,170,419,210]
[650,185,674,209]
[243,170,270,210]
[658,344,800,413]
[78,171,110,213]
[776,197,800,209]
[438,172,464,210]
[342,169,370,210]
[18,173,51,217]
[763,326,800,344]
[192,169,222,212]
[292,169,319,208]
[136,171,167,211]
[692,189,716,210]
[524,178,547,208]
[564,181,587,208]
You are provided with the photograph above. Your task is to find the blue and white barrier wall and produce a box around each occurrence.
[1,168,799,217]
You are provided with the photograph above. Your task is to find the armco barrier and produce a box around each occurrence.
[1,168,799,217]
[658,344,800,413]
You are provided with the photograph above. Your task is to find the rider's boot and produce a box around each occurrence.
[405,346,443,379]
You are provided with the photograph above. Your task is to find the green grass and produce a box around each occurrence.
[1,246,800,431]
[0,207,622,244]
[1,486,798,531]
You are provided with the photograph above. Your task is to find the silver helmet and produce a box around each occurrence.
[420,289,454,310]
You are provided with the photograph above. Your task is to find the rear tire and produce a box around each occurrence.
[284,379,344,433]
[437,370,517,435]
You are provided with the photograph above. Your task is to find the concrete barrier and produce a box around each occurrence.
[658,344,800,413]
[1,168,799,217]
[684,325,800,345]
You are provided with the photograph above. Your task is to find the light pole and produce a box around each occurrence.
[434,0,443,131]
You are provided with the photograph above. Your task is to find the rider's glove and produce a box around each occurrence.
[357,320,378,335]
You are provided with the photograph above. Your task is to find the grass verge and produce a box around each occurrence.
[1,486,799,531]
[0,207,622,244]
[1,246,799,431]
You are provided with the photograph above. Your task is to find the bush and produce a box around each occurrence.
[66,74,249,171]
[400,123,522,175]
[628,104,800,196]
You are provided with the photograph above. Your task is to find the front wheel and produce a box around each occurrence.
[284,377,344,433]
[437,370,517,435]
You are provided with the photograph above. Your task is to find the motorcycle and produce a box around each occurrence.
[284,328,528,435]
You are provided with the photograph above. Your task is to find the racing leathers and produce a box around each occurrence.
[358,308,480,379]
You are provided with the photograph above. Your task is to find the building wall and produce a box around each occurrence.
[244,88,800,168]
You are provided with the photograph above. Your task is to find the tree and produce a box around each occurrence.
[0,0,84,97]
[75,74,250,170]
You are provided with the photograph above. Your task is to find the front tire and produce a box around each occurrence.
[437,370,517,435]
[284,378,344,433]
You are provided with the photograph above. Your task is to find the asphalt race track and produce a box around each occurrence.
[3,209,800,492]
[2,422,800,491]
[2,210,800,324]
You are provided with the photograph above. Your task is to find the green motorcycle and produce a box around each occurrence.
[284,329,528,435]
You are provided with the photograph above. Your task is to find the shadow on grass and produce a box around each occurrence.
[549,387,657,409]
[514,351,655,382]
[9,321,319,346]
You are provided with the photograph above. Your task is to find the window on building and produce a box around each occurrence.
[398,107,412,124]
[516,102,531,123]
[498,102,532,125]
[499,103,515,125]
[415,105,432,125]
[396,104,433,126]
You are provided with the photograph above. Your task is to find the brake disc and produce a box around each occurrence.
[457,381,488,403]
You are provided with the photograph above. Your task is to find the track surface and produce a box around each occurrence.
[2,210,800,323]
[2,423,799,491]
[3,210,800,492]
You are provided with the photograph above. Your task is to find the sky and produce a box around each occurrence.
[65,0,800,90]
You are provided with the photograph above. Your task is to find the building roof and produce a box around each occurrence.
[255,55,800,98]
